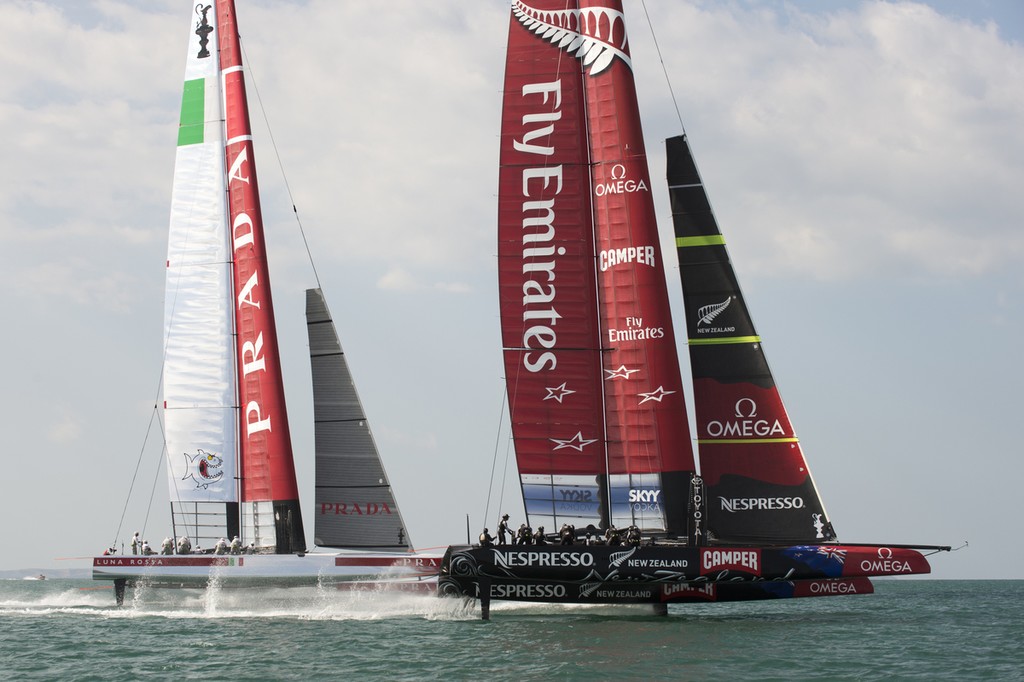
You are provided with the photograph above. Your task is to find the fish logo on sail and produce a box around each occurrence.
[512,0,632,75]
[182,449,224,489]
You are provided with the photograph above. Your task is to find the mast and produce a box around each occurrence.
[217,0,304,553]
[666,135,833,545]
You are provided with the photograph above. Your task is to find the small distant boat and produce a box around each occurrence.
[437,0,949,618]
[91,0,439,605]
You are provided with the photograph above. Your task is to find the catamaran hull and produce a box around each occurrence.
[438,544,925,610]
[443,575,873,605]
[93,551,441,588]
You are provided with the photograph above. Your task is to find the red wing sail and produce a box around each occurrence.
[218,0,304,553]
[666,134,832,544]
[500,1,696,537]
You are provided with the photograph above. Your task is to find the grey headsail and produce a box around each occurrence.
[306,288,412,550]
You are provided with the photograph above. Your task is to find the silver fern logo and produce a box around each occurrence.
[513,1,632,75]
[695,296,737,334]
[697,297,731,326]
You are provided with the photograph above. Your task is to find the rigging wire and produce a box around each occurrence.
[239,39,322,290]
[639,0,686,134]
[110,402,162,550]
[483,386,509,529]
[141,444,167,544]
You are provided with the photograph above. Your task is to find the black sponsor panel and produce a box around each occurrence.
[668,185,716,238]
[661,470,694,539]
[679,262,756,337]
[706,474,829,545]
[689,344,774,387]
[666,135,719,239]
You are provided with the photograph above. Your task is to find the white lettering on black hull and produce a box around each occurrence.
[491,550,595,568]
[719,497,806,512]
[491,583,567,598]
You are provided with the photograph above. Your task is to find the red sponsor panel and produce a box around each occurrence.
[700,547,762,576]
[840,547,931,577]
[793,578,874,597]
[699,441,813,488]
[498,0,606,477]
[93,556,241,568]
[218,0,299,502]
[693,378,810,487]
[693,379,796,442]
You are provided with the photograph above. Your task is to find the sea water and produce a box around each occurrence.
[0,579,1020,680]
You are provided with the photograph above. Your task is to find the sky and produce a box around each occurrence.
[1,0,1020,580]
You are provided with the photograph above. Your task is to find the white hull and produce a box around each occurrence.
[92,550,442,587]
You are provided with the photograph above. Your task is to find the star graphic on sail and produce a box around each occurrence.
[550,431,599,452]
[638,386,676,404]
[544,382,576,403]
[605,365,640,380]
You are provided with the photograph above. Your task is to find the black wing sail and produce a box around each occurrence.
[666,136,834,545]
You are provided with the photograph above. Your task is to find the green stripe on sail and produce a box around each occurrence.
[689,335,761,346]
[698,438,799,444]
[177,78,205,146]
[677,235,726,248]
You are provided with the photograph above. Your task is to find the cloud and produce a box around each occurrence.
[640,1,1024,281]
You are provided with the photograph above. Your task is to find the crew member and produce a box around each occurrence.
[177,535,191,555]
[497,514,511,545]
[533,526,546,545]
[479,528,494,547]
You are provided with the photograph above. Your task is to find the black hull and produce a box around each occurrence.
[438,543,929,614]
